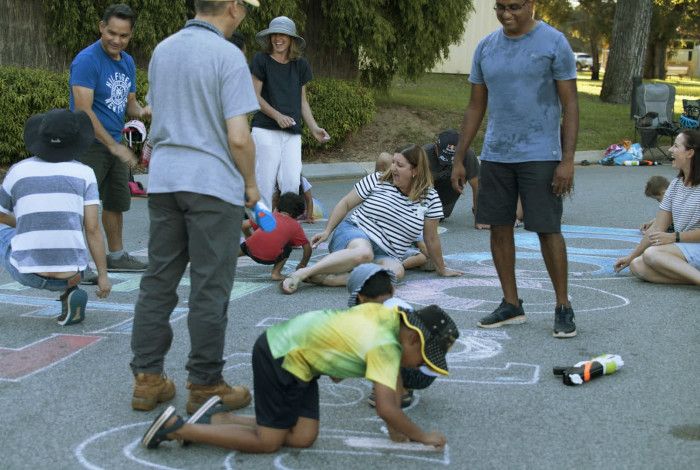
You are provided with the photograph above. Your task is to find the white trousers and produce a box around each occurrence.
[252,127,302,208]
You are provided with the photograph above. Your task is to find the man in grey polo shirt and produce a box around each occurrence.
[130,0,261,413]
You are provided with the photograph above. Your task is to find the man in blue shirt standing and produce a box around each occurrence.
[70,3,150,274]
[451,0,579,338]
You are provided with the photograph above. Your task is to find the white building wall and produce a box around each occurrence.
[432,1,501,75]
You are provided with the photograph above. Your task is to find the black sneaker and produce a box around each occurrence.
[107,252,148,272]
[56,286,87,326]
[477,298,525,328]
[553,304,577,338]
[80,267,98,285]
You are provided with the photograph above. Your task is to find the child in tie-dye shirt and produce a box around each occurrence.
[143,290,459,453]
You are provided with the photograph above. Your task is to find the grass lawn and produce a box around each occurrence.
[377,72,700,152]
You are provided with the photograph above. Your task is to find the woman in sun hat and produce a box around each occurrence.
[250,16,330,209]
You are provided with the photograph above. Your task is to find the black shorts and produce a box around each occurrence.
[240,243,292,265]
[79,142,131,212]
[477,160,563,233]
[432,150,480,219]
[252,333,319,429]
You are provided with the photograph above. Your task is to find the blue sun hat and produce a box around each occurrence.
[255,16,306,49]
[347,264,396,307]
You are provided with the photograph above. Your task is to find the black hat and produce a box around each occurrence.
[436,129,459,165]
[24,109,94,163]
[397,304,459,376]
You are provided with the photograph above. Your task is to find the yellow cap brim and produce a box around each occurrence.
[397,309,449,376]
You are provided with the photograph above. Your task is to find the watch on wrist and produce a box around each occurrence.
[675,231,680,243]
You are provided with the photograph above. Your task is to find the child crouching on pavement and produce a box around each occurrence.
[142,266,459,452]
[347,264,443,408]
[0,109,111,326]
[240,192,311,280]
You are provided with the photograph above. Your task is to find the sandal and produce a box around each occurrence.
[280,275,301,294]
[142,405,185,449]
[181,396,223,447]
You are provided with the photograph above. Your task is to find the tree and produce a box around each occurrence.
[600,0,653,104]
[644,0,700,79]
[243,0,474,88]
[575,0,616,81]
[43,0,474,88]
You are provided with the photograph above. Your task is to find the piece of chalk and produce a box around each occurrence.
[343,437,438,452]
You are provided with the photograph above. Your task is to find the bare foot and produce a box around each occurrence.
[280,275,301,294]
[271,272,284,281]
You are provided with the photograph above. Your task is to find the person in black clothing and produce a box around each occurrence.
[424,129,487,228]
[250,16,330,209]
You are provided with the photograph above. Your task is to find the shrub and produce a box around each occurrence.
[301,78,375,155]
[0,66,69,164]
[0,66,375,165]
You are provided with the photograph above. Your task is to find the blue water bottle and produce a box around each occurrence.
[251,201,276,232]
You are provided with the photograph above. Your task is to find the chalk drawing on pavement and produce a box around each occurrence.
[75,424,449,469]
[0,333,103,382]
[396,277,629,314]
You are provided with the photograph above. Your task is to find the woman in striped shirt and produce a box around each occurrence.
[281,145,461,294]
[614,129,700,285]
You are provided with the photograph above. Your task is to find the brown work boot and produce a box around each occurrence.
[186,380,251,415]
[132,373,176,411]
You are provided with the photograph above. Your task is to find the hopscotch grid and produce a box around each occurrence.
[0,334,104,383]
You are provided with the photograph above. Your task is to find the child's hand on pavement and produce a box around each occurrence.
[420,431,447,449]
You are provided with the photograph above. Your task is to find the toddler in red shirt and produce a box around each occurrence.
[240,192,311,280]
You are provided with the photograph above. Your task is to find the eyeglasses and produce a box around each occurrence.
[494,0,529,13]
[221,0,248,12]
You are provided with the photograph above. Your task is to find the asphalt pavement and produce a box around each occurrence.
[1,160,698,469]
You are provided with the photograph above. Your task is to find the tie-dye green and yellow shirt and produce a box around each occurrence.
[266,303,402,390]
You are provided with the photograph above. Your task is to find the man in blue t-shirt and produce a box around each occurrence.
[450,0,580,338]
[69,3,150,274]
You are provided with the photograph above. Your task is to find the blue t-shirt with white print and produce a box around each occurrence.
[69,40,137,142]
[469,22,576,163]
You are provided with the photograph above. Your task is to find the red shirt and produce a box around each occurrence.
[245,212,309,261]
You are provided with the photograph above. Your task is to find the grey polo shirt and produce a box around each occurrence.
[146,20,259,206]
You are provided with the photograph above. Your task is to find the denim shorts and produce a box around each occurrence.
[328,218,396,262]
[677,242,700,270]
[0,225,82,292]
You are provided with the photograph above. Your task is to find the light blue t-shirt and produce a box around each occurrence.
[69,41,137,142]
[146,20,259,206]
[469,22,576,163]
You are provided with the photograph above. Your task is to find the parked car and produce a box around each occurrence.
[574,52,593,71]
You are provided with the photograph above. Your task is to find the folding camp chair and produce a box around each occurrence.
[631,83,679,159]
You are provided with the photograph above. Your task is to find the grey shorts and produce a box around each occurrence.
[677,242,700,269]
[477,160,563,233]
[79,142,131,212]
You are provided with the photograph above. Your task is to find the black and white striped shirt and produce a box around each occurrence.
[659,177,700,232]
[351,172,443,258]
